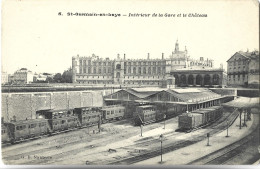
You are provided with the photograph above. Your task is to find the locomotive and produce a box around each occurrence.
[1,105,125,144]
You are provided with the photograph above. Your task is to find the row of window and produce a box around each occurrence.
[144,114,155,118]
[77,75,162,79]
[79,60,165,66]
[229,59,247,66]
[229,66,246,69]
[83,115,98,120]
[78,67,166,74]
[79,60,113,66]
[16,122,47,130]
[105,110,123,115]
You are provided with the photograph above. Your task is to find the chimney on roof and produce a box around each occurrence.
[147,53,150,59]
[200,57,204,61]
[162,53,164,60]
[117,54,120,59]
[124,54,126,60]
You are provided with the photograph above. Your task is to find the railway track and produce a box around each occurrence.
[2,119,165,164]
[2,110,240,165]
[107,111,240,165]
[188,114,259,165]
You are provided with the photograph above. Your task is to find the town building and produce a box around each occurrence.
[1,71,9,85]
[227,50,259,87]
[72,41,215,86]
[11,68,34,84]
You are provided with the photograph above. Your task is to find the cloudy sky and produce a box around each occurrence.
[2,0,259,74]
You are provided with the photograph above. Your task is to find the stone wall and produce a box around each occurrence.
[1,90,105,122]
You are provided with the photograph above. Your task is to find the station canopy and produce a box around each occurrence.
[222,97,259,109]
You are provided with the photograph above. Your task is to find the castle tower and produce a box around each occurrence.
[113,54,125,84]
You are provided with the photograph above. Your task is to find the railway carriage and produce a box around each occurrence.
[5,118,49,143]
[1,124,10,143]
[2,105,127,144]
[74,107,101,127]
[37,109,78,133]
[101,105,125,123]
[133,105,157,125]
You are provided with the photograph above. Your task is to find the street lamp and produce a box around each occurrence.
[226,120,229,137]
[140,124,143,137]
[159,134,163,163]
[163,114,166,129]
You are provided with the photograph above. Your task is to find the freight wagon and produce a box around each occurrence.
[178,106,223,131]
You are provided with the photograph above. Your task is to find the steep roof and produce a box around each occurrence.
[227,51,259,62]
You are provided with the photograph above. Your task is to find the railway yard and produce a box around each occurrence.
[2,108,259,165]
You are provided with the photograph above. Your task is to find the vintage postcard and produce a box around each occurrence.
[1,0,259,167]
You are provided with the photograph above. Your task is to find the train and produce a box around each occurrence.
[178,106,223,131]
[1,105,125,144]
[133,104,185,126]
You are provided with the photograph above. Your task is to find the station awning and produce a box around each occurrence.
[222,97,259,109]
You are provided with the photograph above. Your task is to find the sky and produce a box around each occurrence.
[1,0,259,74]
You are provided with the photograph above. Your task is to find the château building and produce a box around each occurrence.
[72,41,215,86]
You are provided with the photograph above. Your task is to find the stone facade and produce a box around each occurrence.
[10,68,34,84]
[72,41,214,86]
[171,68,227,87]
[227,50,259,87]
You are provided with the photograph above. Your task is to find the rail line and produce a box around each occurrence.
[188,114,259,165]
[107,111,240,165]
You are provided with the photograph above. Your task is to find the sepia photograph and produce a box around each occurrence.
[1,0,259,167]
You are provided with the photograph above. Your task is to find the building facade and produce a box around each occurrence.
[171,68,227,87]
[72,41,214,86]
[11,68,34,84]
[1,71,9,85]
[227,50,259,87]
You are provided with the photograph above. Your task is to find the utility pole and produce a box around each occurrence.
[140,124,143,137]
[239,109,242,129]
[159,134,163,163]
[207,133,210,146]
[226,120,229,137]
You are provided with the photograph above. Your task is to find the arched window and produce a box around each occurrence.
[204,74,211,85]
[188,75,194,85]
[116,64,121,69]
[213,74,219,85]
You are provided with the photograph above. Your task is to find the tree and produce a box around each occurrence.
[62,68,73,83]
[46,76,54,83]
[53,73,63,83]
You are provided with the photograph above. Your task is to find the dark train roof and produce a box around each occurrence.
[74,106,101,110]
[38,109,74,113]
[101,105,125,110]
[6,118,48,125]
